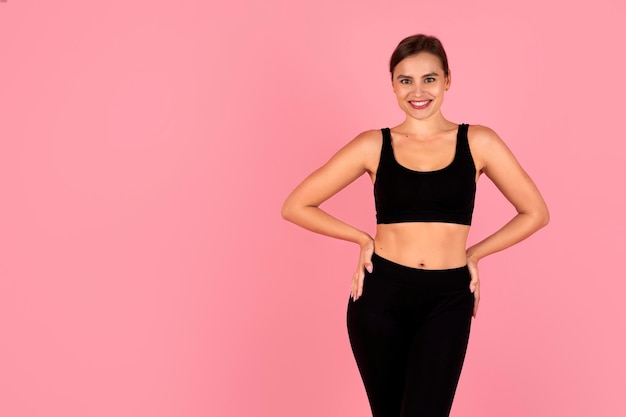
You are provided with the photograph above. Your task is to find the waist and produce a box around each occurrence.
[369,252,470,291]
[374,222,469,269]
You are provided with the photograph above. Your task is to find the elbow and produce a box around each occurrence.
[535,205,550,229]
[281,197,302,222]
[541,207,550,227]
[520,204,550,230]
[541,208,550,228]
[282,198,317,224]
[281,200,294,222]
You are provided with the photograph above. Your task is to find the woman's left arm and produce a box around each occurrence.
[465,126,549,318]
[466,125,550,263]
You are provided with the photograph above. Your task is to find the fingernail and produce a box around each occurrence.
[366,265,372,273]
[470,285,476,293]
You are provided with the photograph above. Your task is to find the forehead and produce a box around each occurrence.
[393,52,443,75]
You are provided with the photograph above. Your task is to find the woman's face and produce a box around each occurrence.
[391,52,451,121]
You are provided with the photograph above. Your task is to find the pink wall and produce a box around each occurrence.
[1,1,625,416]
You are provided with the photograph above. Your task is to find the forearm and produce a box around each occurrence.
[466,211,549,263]
[282,205,372,245]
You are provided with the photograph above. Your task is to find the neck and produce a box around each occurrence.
[399,114,454,136]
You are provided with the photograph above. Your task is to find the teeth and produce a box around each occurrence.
[411,100,429,106]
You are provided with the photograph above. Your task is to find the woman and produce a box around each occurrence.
[281,34,549,417]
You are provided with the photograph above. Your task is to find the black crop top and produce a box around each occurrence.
[374,124,476,225]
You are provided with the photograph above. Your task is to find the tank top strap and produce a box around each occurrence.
[379,128,393,164]
[456,123,471,155]
[456,123,468,148]
[381,128,392,147]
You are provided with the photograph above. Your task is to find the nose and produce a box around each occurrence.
[410,83,423,96]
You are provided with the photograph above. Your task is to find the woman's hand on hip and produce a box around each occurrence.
[351,237,374,301]
[466,256,480,318]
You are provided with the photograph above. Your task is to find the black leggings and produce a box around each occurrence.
[346,253,474,417]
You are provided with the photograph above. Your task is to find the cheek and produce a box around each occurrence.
[394,88,408,100]
[394,84,409,95]
[429,84,445,95]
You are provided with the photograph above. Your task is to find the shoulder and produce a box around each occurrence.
[466,124,522,176]
[467,124,512,162]
[336,129,383,158]
[466,124,516,173]
[350,129,384,150]
[320,129,383,168]
[466,124,503,147]
[334,129,384,173]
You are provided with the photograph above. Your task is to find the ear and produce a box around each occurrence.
[445,71,452,90]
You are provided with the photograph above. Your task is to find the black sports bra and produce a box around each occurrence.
[374,124,476,225]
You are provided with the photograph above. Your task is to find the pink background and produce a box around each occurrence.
[1,1,625,416]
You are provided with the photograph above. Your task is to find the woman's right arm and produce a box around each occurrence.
[281,130,380,247]
[282,130,380,301]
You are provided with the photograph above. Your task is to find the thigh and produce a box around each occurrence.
[400,290,474,417]
[346,272,411,417]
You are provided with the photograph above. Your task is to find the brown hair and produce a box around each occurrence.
[389,34,450,78]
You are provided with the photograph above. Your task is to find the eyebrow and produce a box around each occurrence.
[396,72,440,79]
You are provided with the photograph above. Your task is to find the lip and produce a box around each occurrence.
[408,100,432,110]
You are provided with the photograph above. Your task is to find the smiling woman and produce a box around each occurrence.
[390,35,451,123]
[392,54,449,118]
[281,33,549,417]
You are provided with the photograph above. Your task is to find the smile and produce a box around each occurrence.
[409,100,431,109]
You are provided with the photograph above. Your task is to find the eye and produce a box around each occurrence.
[424,77,436,83]
[399,78,411,85]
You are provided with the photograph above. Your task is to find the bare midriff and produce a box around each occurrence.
[374,222,470,269]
